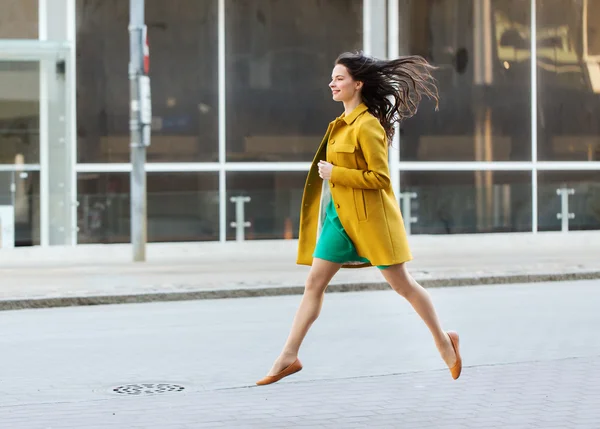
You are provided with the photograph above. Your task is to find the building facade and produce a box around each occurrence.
[0,0,599,248]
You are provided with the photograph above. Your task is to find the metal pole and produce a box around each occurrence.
[129,0,147,261]
[556,187,575,232]
[230,196,251,241]
[400,192,418,235]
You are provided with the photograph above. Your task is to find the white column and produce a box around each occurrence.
[363,0,387,58]
[365,0,398,198]
[531,0,538,232]
[67,0,77,244]
[39,0,76,245]
[387,0,401,199]
[218,0,226,242]
[39,0,49,247]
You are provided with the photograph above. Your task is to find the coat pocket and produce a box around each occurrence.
[353,189,368,222]
[333,143,357,169]
[333,143,356,153]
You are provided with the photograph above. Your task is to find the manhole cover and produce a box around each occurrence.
[112,383,185,396]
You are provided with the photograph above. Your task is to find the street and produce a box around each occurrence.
[0,280,599,428]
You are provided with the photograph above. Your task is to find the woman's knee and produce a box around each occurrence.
[304,273,329,295]
[391,280,413,298]
[383,264,416,297]
[304,259,339,295]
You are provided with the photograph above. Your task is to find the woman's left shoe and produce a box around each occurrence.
[447,331,462,380]
[256,358,303,386]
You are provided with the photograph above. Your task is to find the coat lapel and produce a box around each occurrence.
[311,121,334,166]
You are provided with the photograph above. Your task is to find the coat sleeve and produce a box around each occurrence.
[330,119,391,190]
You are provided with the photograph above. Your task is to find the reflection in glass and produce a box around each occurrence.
[538,171,600,231]
[0,0,38,39]
[400,171,532,234]
[226,172,306,240]
[0,62,40,165]
[536,0,600,161]
[588,0,600,56]
[398,0,531,161]
[77,173,219,243]
[76,0,218,163]
[225,0,363,162]
[0,171,40,246]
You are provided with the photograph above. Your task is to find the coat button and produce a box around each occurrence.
[331,183,335,188]
[330,139,335,145]
[336,203,340,209]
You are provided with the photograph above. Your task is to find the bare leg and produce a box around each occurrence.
[380,263,457,368]
[267,258,341,376]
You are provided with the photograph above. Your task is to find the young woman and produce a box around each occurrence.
[256,52,462,386]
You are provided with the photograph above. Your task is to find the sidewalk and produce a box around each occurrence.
[0,231,599,310]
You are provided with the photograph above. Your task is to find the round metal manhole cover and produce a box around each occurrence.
[112,383,185,396]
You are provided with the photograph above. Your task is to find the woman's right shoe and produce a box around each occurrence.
[446,331,462,380]
[256,358,303,386]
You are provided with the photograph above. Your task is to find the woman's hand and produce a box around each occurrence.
[318,161,334,180]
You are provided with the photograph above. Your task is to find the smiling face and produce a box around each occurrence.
[329,64,363,103]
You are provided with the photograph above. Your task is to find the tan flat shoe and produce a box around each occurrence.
[256,358,303,386]
[447,331,462,380]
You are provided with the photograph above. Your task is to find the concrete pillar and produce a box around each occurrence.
[363,0,387,59]
[364,0,399,200]
[39,0,76,245]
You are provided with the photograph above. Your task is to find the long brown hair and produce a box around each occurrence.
[335,51,439,143]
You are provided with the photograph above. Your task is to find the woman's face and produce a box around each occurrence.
[329,64,362,103]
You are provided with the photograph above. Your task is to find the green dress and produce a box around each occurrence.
[313,197,390,270]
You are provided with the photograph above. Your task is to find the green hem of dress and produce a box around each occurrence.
[313,199,390,270]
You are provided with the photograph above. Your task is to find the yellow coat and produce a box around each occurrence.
[297,103,413,268]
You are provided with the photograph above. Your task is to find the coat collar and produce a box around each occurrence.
[341,103,369,125]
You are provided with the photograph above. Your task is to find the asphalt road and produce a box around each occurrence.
[0,279,598,428]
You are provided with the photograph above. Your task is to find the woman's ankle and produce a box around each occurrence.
[280,349,298,360]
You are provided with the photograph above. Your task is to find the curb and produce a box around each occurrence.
[1,270,599,312]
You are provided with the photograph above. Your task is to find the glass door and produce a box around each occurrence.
[0,39,73,247]
[0,60,41,246]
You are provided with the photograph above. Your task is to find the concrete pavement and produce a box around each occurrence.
[0,280,598,428]
[0,231,599,310]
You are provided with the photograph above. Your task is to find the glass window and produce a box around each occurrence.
[0,61,39,165]
[0,171,40,246]
[77,172,219,243]
[225,0,363,162]
[538,171,600,231]
[76,0,218,163]
[536,0,600,161]
[589,0,600,56]
[400,171,532,234]
[226,172,306,240]
[398,0,532,162]
[0,0,38,39]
